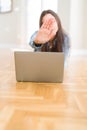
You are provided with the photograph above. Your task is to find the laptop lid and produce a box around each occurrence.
[14,51,64,83]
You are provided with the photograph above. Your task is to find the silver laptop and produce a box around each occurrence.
[14,51,64,83]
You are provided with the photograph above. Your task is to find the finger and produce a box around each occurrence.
[46,19,53,29]
[48,29,57,40]
[45,19,55,29]
[41,20,49,29]
[41,18,53,29]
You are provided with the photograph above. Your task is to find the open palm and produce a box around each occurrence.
[34,18,58,44]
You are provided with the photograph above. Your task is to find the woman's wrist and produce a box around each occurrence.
[34,40,40,44]
[33,41,41,47]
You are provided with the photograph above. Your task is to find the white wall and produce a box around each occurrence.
[0,0,26,46]
[83,0,87,50]
[58,0,71,33]
[70,0,87,50]
[0,0,87,51]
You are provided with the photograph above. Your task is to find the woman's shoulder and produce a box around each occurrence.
[63,32,70,48]
[63,31,69,40]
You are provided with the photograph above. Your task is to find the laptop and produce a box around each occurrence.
[14,50,64,83]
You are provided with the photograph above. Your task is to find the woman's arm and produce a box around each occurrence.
[29,31,42,49]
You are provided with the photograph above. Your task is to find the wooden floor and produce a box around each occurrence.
[0,48,87,130]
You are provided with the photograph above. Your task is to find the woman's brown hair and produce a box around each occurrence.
[39,10,64,52]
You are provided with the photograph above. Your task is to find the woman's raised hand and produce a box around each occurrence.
[34,18,58,44]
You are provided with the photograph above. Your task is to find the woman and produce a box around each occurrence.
[29,10,70,61]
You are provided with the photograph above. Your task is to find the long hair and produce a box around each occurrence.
[39,10,64,52]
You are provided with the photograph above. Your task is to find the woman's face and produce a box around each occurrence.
[42,13,58,34]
